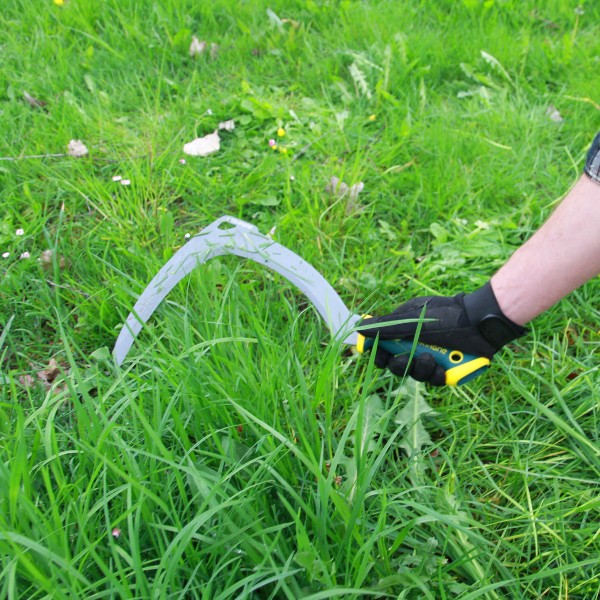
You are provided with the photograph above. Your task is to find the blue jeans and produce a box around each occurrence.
[585,132,600,184]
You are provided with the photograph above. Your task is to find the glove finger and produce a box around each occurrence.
[410,353,438,382]
[373,347,391,369]
[411,353,446,386]
[386,354,411,378]
[428,366,446,387]
[388,353,446,386]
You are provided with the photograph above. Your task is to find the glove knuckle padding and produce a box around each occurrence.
[388,354,411,377]
[374,347,391,369]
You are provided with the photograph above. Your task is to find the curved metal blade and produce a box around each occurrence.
[113,216,360,365]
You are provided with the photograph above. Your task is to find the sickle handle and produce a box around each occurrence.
[356,333,489,386]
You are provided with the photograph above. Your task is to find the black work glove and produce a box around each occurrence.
[357,282,526,386]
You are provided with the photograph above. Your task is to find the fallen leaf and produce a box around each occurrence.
[281,18,301,28]
[34,358,70,394]
[40,249,66,269]
[218,119,235,131]
[23,91,47,109]
[189,36,206,57]
[183,131,220,156]
[325,176,365,215]
[348,181,364,201]
[325,176,348,197]
[546,104,563,123]
[18,374,36,388]
[37,358,61,386]
[67,139,88,157]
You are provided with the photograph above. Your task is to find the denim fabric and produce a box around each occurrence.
[584,132,600,184]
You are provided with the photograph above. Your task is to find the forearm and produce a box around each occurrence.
[491,174,600,326]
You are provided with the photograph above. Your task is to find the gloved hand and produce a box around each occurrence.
[357,282,526,386]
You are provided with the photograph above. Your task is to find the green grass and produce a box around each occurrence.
[1,0,599,597]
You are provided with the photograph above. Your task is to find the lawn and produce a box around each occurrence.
[1,0,599,597]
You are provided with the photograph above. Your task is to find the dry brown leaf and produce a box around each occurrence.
[19,374,36,388]
[23,91,47,109]
[35,358,70,394]
[40,249,66,269]
[37,358,61,386]
[281,18,301,28]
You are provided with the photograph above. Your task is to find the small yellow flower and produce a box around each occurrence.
[368,114,376,121]
[54,0,65,5]
[277,128,285,137]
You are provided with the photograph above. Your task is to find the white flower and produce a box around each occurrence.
[2,252,9,258]
[120,179,131,186]
[16,228,24,236]
[112,175,122,182]
[20,252,30,259]
[184,233,191,240]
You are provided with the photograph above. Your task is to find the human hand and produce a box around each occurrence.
[357,283,526,386]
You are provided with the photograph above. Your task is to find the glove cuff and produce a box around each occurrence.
[463,282,527,352]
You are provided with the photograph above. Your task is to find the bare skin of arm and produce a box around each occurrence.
[491,174,600,326]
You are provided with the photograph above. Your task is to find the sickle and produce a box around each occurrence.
[113,216,360,365]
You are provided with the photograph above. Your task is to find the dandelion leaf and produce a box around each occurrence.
[394,380,437,456]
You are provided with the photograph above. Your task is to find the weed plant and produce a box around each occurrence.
[1,0,599,598]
